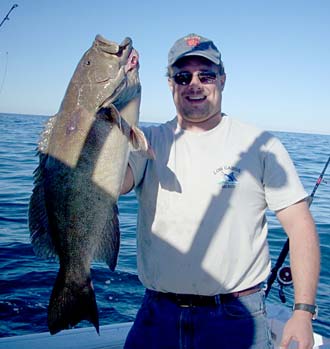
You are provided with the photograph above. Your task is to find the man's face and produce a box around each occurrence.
[168,56,226,126]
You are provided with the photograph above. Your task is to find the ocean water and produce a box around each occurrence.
[0,113,329,338]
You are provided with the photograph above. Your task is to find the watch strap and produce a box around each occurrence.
[293,303,318,320]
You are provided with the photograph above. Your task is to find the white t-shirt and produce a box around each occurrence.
[129,115,307,295]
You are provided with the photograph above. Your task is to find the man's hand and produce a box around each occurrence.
[280,311,314,349]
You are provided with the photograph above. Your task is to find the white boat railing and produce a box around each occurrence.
[0,304,329,349]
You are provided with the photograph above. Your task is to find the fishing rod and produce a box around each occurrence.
[0,4,18,29]
[265,155,330,298]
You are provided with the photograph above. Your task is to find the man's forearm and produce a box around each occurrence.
[276,200,320,305]
[277,200,320,348]
[121,165,135,195]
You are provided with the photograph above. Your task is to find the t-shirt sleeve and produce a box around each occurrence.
[263,137,308,211]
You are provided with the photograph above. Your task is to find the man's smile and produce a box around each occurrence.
[185,95,207,102]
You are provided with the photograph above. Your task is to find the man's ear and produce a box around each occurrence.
[168,77,174,93]
[219,74,226,90]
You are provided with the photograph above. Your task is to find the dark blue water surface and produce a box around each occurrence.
[0,113,329,338]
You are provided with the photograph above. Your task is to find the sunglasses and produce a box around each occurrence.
[171,71,218,85]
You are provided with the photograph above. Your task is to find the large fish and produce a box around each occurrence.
[28,35,151,335]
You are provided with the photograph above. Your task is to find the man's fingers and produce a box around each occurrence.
[280,335,292,349]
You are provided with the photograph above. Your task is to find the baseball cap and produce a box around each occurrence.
[168,33,222,67]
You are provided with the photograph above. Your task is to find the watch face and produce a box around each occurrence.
[313,305,318,320]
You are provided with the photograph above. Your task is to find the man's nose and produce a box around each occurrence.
[187,73,203,91]
[189,72,201,85]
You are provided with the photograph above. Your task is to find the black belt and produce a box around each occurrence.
[146,284,261,307]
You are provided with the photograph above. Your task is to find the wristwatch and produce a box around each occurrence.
[293,303,318,320]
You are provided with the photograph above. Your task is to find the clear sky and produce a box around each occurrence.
[0,0,329,134]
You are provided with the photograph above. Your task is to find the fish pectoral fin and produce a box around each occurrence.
[98,105,156,159]
[98,104,122,130]
[130,126,156,160]
[108,104,123,131]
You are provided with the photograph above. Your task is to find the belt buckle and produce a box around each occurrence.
[176,295,193,307]
[179,304,191,308]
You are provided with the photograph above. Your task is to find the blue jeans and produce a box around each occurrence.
[124,289,274,349]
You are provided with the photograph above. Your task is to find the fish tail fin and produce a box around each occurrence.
[48,270,99,335]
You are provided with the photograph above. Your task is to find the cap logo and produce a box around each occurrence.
[185,36,200,47]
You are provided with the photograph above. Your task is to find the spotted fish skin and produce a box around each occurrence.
[28,35,147,335]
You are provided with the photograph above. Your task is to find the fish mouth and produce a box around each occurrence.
[97,38,141,111]
[95,36,139,70]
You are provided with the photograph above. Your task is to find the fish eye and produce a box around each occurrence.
[85,60,91,66]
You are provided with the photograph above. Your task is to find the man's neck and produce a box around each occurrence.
[177,113,223,132]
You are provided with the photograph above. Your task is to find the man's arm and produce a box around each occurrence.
[121,164,135,195]
[275,199,320,349]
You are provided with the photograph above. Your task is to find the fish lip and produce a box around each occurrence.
[94,35,133,56]
[119,37,133,51]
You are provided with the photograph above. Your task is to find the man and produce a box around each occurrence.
[121,33,320,349]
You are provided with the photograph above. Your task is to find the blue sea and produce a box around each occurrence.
[0,113,329,338]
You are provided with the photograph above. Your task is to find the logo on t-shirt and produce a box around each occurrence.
[213,165,241,188]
